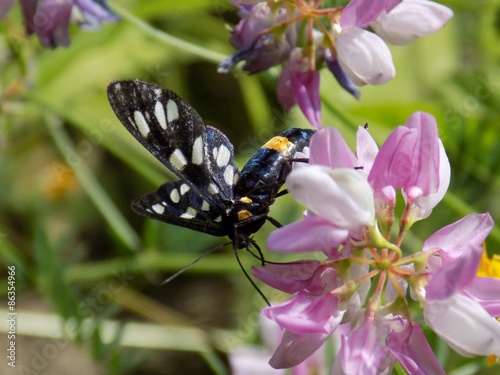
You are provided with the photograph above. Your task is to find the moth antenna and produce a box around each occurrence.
[161,241,232,285]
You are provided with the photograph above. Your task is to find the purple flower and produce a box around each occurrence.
[277,48,322,128]
[3,0,118,47]
[220,0,453,127]
[252,112,498,373]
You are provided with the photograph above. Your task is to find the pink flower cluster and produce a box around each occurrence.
[248,112,500,374]
[220,0,453,129]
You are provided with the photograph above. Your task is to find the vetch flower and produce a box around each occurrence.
[253,112,499,374]
[220,0,452,127]
[2,0,118,47]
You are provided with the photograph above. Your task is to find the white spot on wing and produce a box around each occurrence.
[170,188,180,203]
[169,149,187,170]
[217,145,231,167]
[166,99,179,122]
[224,165,234,186]
[152,204,165,214]
[214,216,222,223]
[192,136,203,165]
[233,172,239,185]
[180,207,197,219]
[208,183,219,194]
[134,111,150,137]
[154,101,167,129]
[180,184,190,195]
[201,200,210,211]
[212,147,218,160]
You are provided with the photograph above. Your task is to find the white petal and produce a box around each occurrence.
[424,294,500,357]
[287,166,375,230]
[371,0,454,45]
[336,27,395,86]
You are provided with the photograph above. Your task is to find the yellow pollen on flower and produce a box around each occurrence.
[477,248,500,278]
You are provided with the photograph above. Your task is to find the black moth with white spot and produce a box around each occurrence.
[107,80,314,251]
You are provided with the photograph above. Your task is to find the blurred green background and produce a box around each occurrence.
[0,0,499,374]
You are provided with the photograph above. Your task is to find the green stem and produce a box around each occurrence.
[45,114,141,252]
[109,1,228,65]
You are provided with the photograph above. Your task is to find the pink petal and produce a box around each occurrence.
[371,0,454,45]
[269,330,330,369]
[267,216,349,253]
[340,0,402,28]
[336,27,395,86]
[338,317,384,375]
[276,60,295,110]
[386,320,446,375]
[405,140,450,220]
[426,244,483,301]
[309,127,357,168]
[252,260,328,295]
[403,111,441,196]
[423,213,494,256]
[291,69,322,129]
[262,294,340,334]
[356,126,379,175]
[369,126,418,191]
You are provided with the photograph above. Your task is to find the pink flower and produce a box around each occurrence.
[220,0,453,127]
[369,111,450,222]
[255,112,496,373]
